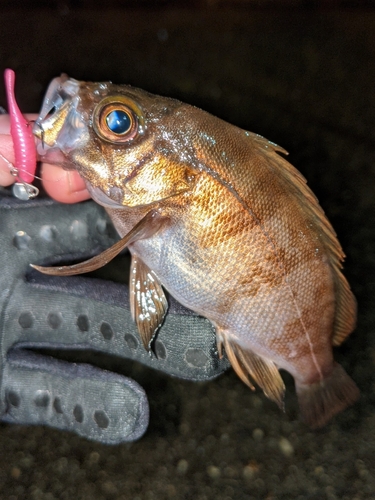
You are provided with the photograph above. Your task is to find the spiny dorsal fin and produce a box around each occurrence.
[249,133,356,346]
[221,333,285,408]
[130,255,168,351]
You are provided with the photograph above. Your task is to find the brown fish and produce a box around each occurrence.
[32,76,359,428]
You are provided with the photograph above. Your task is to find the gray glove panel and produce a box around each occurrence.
[3,349,149,444]
[0,189,229,443]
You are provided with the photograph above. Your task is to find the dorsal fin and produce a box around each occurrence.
[220,332,285,408]
[249,133,356,345]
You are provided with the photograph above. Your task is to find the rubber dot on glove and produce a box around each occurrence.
[18,311,34,329]
[53,397,63,414]
[154,340,167,360]
[77,314,89,332]
[100,322,113,340]
[7,390,20,407]
[34,390,50,407]
[47,312,62,329]
[13,230,31,250]
[94,410,109,429]
[185,348,209,368]
[124,333,138,349]
[73,404,84,423]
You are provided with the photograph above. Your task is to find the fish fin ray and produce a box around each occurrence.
[331,273,357,346]
[130,254,168,351]
[252,135,357,345]
[222,336,255,391]
[222,334,285,407]
[296,362,359,428]
[31,210,168,276]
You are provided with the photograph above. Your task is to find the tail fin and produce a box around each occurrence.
[296,363,360,428]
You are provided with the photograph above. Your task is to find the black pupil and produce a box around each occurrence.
[106,109,132,134]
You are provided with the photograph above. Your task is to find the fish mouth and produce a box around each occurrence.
[35,140,78,171]
[36,142,66,165]
[85,183,125,208]
[33,74,88,158]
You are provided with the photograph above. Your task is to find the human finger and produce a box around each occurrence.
[0,134,16,186]
[41,163,90,204]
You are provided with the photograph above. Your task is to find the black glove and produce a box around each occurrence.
[0,188,229,444]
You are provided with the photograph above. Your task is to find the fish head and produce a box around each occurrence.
[34,76,197,208]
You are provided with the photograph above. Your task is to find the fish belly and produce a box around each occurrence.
[128,187,336,386]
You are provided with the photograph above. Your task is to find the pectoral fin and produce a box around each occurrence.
[130,255,168,351]
[31,210,168,276]
[221,333,285,409]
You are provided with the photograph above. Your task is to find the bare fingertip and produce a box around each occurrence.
[0,169,15,187]
[66,170,87,195]
[41,164,90,203]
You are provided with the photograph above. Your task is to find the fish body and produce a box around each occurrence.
[34,77,359,427]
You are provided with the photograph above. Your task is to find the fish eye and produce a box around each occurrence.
[93,96,143,144]
[105,109,132,135]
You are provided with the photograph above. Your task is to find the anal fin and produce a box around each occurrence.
[221,334,285,409]
[130,255,168,351]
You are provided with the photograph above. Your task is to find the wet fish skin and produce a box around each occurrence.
[34,77,359,427]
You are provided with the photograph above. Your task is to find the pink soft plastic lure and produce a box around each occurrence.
[3,68,38,199]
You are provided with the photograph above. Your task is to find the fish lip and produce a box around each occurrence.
[85,182,124,208]
[36,142,68,167]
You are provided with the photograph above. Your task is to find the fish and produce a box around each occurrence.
[32,75,359,428]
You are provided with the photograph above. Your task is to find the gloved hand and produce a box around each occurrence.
[0,188,229,444]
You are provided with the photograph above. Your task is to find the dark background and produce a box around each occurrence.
[1,2,375,499]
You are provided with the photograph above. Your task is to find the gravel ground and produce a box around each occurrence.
[0,6,375,500]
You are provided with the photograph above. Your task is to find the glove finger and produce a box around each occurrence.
[1,192,229,381]
[10,270,229,381]
[1,348,149,444]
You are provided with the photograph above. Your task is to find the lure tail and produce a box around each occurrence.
[4,68,38,199]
